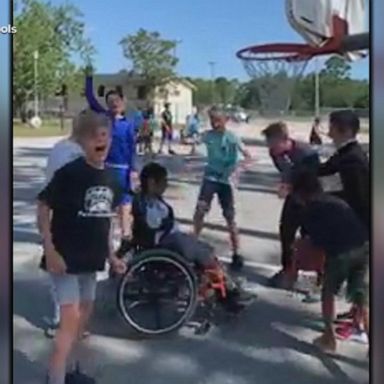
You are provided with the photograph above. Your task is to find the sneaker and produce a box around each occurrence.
[43,317,59,339]
[222,287,255,313]
[268,270,295,290]
[268,270,285,287]
[168,149,176,155]
[65,366,96,384]
[336,323,368,345]
[335,309,354,321]
[302,292,321,303]
[44,326,57,339]
[230,254,244,271]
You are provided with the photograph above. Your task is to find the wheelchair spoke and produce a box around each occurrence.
[119,253,197,334]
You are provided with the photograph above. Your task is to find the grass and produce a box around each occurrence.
[13,119,71,138]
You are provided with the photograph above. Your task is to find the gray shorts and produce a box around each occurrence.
[160,232,216,268]
[49,273,97,306]
[196,179,235,222]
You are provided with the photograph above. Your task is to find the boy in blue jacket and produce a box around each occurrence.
[85,66,137,243]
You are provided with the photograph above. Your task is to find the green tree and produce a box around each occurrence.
[13,0,95,120]
[321,56,352,80]
[214,77,240,105]
[119,29,178,98]
[187,78,214,106]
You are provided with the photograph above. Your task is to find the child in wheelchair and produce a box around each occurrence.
[119,162,254,313]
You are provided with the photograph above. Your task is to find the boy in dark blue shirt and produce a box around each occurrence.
[85,67,137,246]
[291,169,369,353]
[261,122,320,288]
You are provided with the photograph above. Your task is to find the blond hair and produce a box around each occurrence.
[72,109,111,141]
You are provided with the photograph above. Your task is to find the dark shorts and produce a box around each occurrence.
[160,231,215,268]
[161,125,173,141]
[196,179,235,222]
[323,242,369,306]
[107,166,132,205]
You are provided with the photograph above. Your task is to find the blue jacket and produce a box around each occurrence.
[85,76,136,170]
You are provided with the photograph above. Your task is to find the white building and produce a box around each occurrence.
[47,72,196,125]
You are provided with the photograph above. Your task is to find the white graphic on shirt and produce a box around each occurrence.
[144,199,178,244]
[146,200,169,229]
[78,186,116,218]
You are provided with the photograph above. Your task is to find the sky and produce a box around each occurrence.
[52,0,369,81]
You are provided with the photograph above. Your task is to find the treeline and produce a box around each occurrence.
[188,56,369,111]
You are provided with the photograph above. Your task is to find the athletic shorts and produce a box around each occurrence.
[160,231,216,268]
[196,179,235,222]
[161,125,173,141]
[107,166,132,205]
[323,242,369,306]
[49,272,97,306]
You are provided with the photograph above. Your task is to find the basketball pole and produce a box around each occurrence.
[314,57,320,118]
[208,61,216,104]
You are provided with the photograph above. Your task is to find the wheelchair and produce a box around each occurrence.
[116,246,229,336]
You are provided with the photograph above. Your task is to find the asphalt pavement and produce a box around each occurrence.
[13,135,369,384]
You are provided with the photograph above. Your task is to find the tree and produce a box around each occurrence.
[214,77,239,105]
[13,0,95,120]
[119,29,178,98]
[321,56,352,81]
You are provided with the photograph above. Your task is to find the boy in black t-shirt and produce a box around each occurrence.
[158,102,176,155]
[292,170,369,353]
[38,110,127,384]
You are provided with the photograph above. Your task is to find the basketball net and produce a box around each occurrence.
[241,55,309,116]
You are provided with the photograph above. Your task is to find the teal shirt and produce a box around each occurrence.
[202,130,242,184]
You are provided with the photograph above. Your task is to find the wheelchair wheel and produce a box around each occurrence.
[117,249,198,335]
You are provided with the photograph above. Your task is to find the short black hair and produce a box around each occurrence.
[291,169,323,197]
[105,89,123,102]
[329,110,360,136]
[261,121,289,140]
[140,162,167,191]
[208,105,226,116]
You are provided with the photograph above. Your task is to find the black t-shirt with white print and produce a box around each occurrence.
[38,157,123,274]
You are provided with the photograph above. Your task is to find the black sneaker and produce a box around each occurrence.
[65,366,95,384]
[222,287,255,313]
[230,254,244,271]
[268,270,285,287]
[44,326,57,339]
[168,149,177,155]
[43,318,59,339]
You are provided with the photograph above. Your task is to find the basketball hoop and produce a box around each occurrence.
[236,43,324,116]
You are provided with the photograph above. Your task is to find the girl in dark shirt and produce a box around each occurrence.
[130,162,255,312]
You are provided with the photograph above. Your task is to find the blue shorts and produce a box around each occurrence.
[49,273,97,306]
[107,166,132,205]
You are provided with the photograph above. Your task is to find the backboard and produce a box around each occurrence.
[286,0,368,60]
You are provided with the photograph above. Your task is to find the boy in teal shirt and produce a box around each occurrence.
[193,106,251,270]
